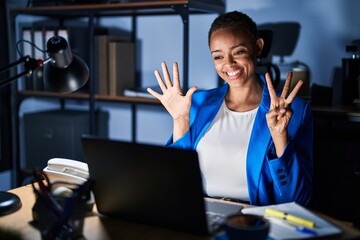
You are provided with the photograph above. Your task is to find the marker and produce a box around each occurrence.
[265,208,316,228]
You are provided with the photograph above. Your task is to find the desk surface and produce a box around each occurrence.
[312,105,360,122]
[1,185,360,240]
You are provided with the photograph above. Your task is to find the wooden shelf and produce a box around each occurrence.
[18,90,89,100]
[96,94,160,104]
[18,90,161,104]
[10,1,225,17]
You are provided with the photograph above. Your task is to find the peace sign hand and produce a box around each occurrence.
[265,72,303,135]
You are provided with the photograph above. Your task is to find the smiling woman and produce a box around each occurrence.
[147,11,314,207]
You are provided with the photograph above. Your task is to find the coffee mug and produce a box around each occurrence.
[221,214,270,240]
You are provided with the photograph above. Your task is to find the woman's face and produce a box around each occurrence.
[209,27,263,88]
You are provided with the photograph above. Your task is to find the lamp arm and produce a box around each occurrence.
[0,56,43,88]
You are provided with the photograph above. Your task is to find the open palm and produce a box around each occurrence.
[147,62,197,121]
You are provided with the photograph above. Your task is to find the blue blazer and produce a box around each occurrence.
[167,76,313,206]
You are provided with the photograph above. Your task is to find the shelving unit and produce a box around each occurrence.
[7,1,225,187]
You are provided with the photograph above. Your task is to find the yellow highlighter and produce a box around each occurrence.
[265,208,316,228]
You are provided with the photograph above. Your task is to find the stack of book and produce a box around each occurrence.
[94,34,135,97]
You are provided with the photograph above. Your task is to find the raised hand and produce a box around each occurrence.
[147,61,197,120]
[147,62,197,141]
[265,72,303,156]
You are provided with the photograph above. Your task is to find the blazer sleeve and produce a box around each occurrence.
[265,101,313,206]
[165,86,227,150]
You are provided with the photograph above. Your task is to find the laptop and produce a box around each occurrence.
[81,136,243,235]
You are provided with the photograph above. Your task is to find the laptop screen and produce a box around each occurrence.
[81,136,210,235]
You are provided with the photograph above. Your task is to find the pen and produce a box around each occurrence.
[296,226,317,236]
[265,208,316,228]
[269,217,317,236]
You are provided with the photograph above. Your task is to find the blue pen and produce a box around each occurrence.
[295,226,317,236]
[268,217,318,236]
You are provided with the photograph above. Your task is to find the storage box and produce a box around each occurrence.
[23,110,109,170]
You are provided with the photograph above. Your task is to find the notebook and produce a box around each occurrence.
[242,202,343,239]
[81,136,243,235]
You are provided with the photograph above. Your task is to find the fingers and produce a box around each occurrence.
[265,72,277,100]
[278,108,293,121]
[282,72,304,106]
[152,61,196,101]
[268,72,304,111]
[154,61,176,92]
[147,87,162,99]
[154,69,167,92]
[161,61,173,88]
[265,72,281,109]
[185,86,198,98]
[281,72,292,99]
[266,107,293,128]
[286,79,303,104]
[172,62,180,89]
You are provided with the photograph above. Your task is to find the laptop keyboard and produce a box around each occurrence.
[206,211,226,231]
[205,199,244,232]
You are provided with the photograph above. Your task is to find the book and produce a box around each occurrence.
[241,202,342,240]
[94,34,129,95]
[31,27,46,90]
[44,28,55,49]
[95,35,109,95]
[123,85,162,99]
[21,27,33,90]
[108,41,135,97]
[56,28,69,41]
[21,28,33,58]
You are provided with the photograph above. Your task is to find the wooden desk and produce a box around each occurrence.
[1,185,360,240]
[311,105,360,122]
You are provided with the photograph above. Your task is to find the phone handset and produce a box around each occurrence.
[43,158,89,184]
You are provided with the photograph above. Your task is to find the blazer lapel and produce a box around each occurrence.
[192,84,228,148]
[246,81,272,204]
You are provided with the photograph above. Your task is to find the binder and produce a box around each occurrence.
[44,28,55,54]
[56,28,69,42]
[108,41,135,96]
[31,27,46,90]
[21,27,33,90]
[94,34,130,95]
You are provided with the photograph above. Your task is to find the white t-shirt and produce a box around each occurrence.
[196,100,258,201]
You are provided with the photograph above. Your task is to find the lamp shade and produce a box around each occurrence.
[44,36,89,93]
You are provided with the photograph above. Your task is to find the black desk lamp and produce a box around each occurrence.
[0,35,89,216]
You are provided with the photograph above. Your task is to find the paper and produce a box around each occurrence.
[241,202,342,240]
[123,86,159,99]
